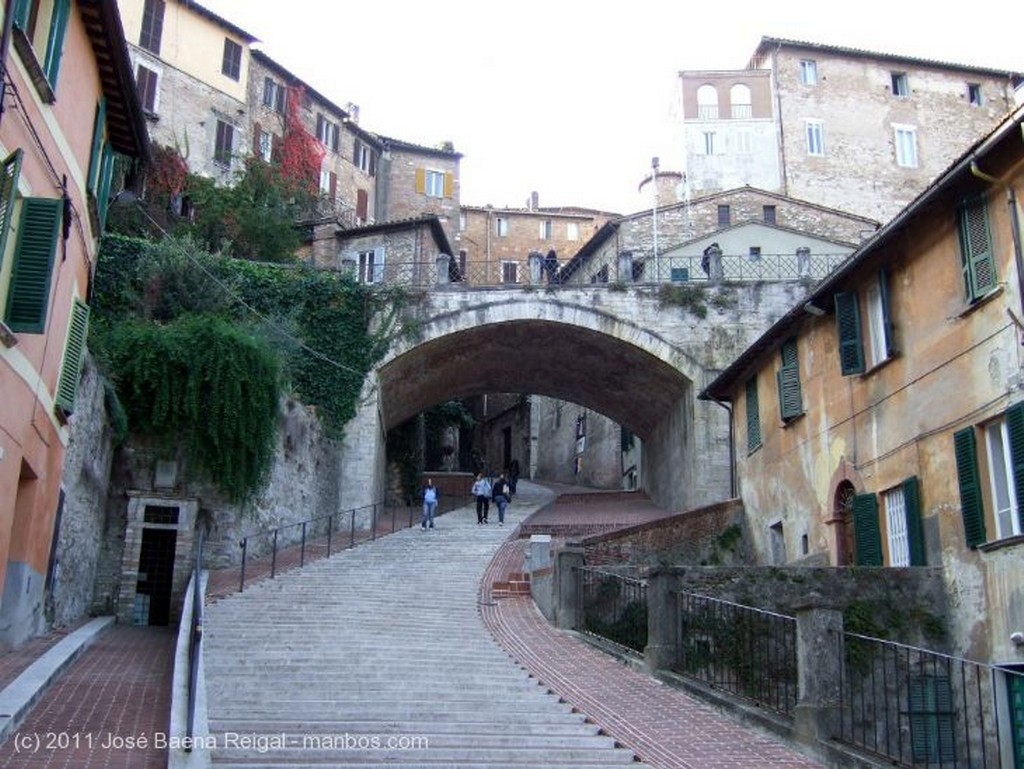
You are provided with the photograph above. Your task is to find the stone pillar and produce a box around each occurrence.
[707,245,724,285]
[435,253,451,284]
[793,605,844,743]
[554,545,585,630]
[528,251,543,284]
[617,251,633,282]
[644,568,678,673]
[797,247,811,278]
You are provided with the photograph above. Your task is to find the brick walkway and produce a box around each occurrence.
[0,618,91,693]
[0,626,175,769]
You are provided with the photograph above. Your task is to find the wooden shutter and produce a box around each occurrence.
[352,138,361,165]
[368,151,376,177]
[958,197,997,301]
[43,0,71,87]
[55,298,90,415]
[776,339,802,420]
[878,269,895,356]
[316,114,324,143]
[745,376,761,453]
[1006,402,1024,534]
[0,150,24,266]
[4,197,62,333]
[953,427,987,548]
[903,475,926,566]
[835,291,865,375]
[852,493,882,566]
[97,145,115,231]
[443,172,454,199]
[356,189,367,219]
[414,168,425,194]
[910,676,956,763]
[87,99,106,194]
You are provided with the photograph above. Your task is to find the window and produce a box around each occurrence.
[745,376,761,453]
[357,249,384,284]
[262,78,285,112]
[221,38,242,80]
[458,212,466,232]
[54,298,89,417]
[894,125,918,168]
[748,246,761,260]
[13,0,71,91]
[799,59,817,85]
[4,197,62,333]
[696,84,718,120]
[717,205,730,227]
[136,64,159,114]
[354,141,376,176]
[703,131,718,155]
[425,170,445,198]
[891,72,909,97]
[86,100,115,231]
[884,485,910,566]
[729,84,752,118]
[957,196,997,303]
[567,222,579,241]
[316,114,339,152]
[984,416,1024,540]
[0,151,22,268]
[776,338,803,422]
[495,217,508,237]
[416,168,451,199]
[909,675,956,763]
[213,119,234,167]
[356,189,368,221]
[762,205,776,225]
[734,130,753,155]
[539,220,552,240]
[806,120,824,156]
[501,261,518,284]
[138,0,165,55]
[835,270,893,375]
[967,83,983,107]
[855,478,928,567]
[253,126,272,162]
[319,166,331,194]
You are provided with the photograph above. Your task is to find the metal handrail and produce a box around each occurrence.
[185,526,204,749]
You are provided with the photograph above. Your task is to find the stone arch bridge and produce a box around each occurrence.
[339,282,812,513]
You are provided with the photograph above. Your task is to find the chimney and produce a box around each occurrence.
[529,191,539,210]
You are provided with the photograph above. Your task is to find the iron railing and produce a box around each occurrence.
[837,632,1023,768]
[574,566,648,653]
[672,591,798,717]
[185,526,204,750]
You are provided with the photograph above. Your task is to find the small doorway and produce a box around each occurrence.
[834,481,856,566]
[135,528,177,626]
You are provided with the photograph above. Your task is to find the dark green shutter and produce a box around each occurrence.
[910,676,956,763]
[852,493,882,566]
[953,427,987,548]
[96,145,115,231]
[12,0,30,29]
[1006,402,1024,534]
[878,269,895,356]
[835,291,865,375]
[87,99,106,194]
[0,150,24,268]
[958,197,997,302]
[42,0,70,88]
[4,197,62,333]
[55,298,89,415]
[903,476,926,565]
[745,376,761,453]
[777,339,803,420]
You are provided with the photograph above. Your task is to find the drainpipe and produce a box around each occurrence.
[971,160,1024,323]
[705,396,736,498]
[0,0,15,127]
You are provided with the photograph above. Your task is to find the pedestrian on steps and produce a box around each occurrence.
[472,473,491,524]
[422,478,438,529]
[492,473,510,526]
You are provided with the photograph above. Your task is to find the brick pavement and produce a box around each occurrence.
[0,619,91,693]
[0,626,175,769]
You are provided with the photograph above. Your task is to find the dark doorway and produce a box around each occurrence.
[834,481,856,566]
[502,426,512,472]
[136,528,176,626]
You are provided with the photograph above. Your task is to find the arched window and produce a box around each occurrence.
[833,481,856,566]
[730,84,752,118]
[697,85,719,120]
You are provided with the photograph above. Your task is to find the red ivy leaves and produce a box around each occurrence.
[148,144,188,199]
[279,85,324,196]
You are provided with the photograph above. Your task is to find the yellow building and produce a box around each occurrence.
[0,0,148,645]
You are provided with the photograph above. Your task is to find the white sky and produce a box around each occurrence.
[199,0,1022,215]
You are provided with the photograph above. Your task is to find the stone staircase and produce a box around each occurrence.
[202,491,649,767]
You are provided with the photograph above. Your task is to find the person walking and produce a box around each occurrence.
[422,478,438,530]
[491,473,510,526]
[472,473,491,524]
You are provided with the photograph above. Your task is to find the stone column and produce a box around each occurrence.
[554,545,585,630]
[617,251,634,282]
[528,251,543,284]
[435,253,451,284]
[644,567,678,674]
[793,603,844,743]
[707,245,724,284]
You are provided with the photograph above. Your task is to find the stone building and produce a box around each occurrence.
[0,1,148,645]
[700,104,1024,675]
[681,37,1023,222]
[375,136,462,246]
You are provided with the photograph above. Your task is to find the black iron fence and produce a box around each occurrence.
[574,566,648,653]
[838,632,1022,768]
[672,591,798,717]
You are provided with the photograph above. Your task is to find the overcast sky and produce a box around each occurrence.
[198,0,1022,215]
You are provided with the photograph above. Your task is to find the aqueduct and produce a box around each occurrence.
[339,282,813,512]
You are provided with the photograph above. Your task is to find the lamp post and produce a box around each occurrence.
[651,156,659,281]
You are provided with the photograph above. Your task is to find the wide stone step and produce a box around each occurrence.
[208,719,599,736]
[209,744,638,764]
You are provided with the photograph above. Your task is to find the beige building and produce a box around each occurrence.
[700,104,1024,679]
[682,37,1022,223]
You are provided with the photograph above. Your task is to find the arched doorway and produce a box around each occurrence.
[834,480,856,566]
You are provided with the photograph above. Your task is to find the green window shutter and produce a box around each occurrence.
[0,149,24,269]
[878,269,895,356]
[958,197,997,302]
[87,99,106,195]
[96,145,115,231]
[55,298,89,415]
[953,427,987,548]
[910,676,956,763]
[745,376,761,453]
[1005,402,1024,534]
[902,475,926,566]
[4,197,62,333]
[12,0,30,29]
[852,492,882,566]
[777,339,803,421]
[43,0,71,88]
[835,291,865,375]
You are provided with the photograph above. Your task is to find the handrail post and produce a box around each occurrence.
[327,514,333,556]
[371,504,377,541]
[239,538,247,593]
[300,521,307,567]
[350,508,355,548]
[271,529,278,578]
[391,504,396,534]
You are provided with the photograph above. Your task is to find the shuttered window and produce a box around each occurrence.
[903,476,926,566]
[4,197,62,333]
[0,150,24,268]
[1006,402,1024,536]
[42,0,69,88]
[776,338,803,421]
[87,99,106,196]
[139,0,165,54]
[953,427,987,548]
[909,675,956,763]
[745,376,761,453]
[852,493,882,566]
[835,291,865,375]
[957,196,997,303]
[356,189,368,220]
[55,298,90,416]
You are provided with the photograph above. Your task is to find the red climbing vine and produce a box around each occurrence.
[279,84,324,196]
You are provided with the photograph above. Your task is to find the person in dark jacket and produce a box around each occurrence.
[491,473,510,526]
